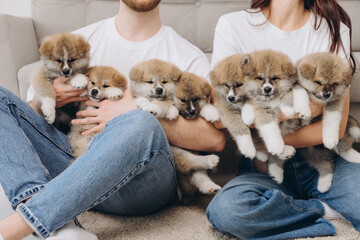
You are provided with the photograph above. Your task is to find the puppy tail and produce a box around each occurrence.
[348,115,360,142]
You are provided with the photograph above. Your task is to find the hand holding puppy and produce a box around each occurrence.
[53,77,88,108]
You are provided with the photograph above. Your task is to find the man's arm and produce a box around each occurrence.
[158,117,226,153]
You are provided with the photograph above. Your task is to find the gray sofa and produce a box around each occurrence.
[0,0,360,239]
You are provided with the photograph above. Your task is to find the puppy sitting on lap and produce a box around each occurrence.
[32,33,90,133]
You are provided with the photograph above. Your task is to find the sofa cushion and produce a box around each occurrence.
[17,61,42,101]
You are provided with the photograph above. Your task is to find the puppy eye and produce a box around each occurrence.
[103,84,109,88]
[179,98,186,103]
[315,81,322,86]
[56,59,62,63]
[224,84,230,88]
[256,76,263,81]
[194,98,199,102]
[331,83,338,87]
[147,81,154,84]
[68,58,76,63]
[162,80,168,84]
[91,82,95,85]
[271,77,279,81]
[235,83,243,88]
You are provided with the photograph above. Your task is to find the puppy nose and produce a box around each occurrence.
[156,88,163,95]
[62,69,70,76]
[323,93,331,99]
[228,96,235,102]
[264,87,272,94]
[189,109,196,115]
[91,89,98,96]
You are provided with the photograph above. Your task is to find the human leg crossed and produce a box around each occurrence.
[16,110,177,239]
[206,158,336,240]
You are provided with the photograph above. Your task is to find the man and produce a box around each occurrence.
[0,0,226,239]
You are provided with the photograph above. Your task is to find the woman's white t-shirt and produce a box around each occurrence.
[27,17,210,102]
[211,9,350,68]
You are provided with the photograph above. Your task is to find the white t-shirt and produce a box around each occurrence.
[211,9,350,69]
[27,16,210,102]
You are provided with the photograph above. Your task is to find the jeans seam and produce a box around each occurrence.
[10,185,45,209]
[16,203,50,239]
[278,190,323,215]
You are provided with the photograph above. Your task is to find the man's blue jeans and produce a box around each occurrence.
[0,87,178,239]
[207,149,360,240]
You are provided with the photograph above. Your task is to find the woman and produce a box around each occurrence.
[206,0,359,239]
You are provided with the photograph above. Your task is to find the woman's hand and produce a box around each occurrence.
[71,89,138,136]
[53,77,87,108]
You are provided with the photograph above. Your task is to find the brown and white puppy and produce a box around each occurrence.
[241,50,299,183]
[130,59,181,120]
[32,33,90,133]
[172,72,221,199]
[211,54,257,159]
[69,66,127,161]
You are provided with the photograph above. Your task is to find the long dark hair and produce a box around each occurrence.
[251,0,356,74]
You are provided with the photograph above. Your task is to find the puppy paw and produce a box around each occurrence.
[41,97,56,124]
[278,145,296,160]
[200,104,220,122]
[70,74,88,89]
[198,182,221,194]
[295,104,311,119]
[269,162,284,184]
[166,106,179,120]
[107,88,124,100]
[256,151,269,162]
[317,173,333,193]
[135,97,150,109]
[323,134,339,150]
[280,104,295,118]
[142,103,162,116]
[241,103,255,126]
[236,135,256,159]
[266,139,285,156]
[205,155,220,169]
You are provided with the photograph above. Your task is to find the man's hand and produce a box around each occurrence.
[53,77,87,108]
[71,89,138,136]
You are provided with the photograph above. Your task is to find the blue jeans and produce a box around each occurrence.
[0,87,178,239]
[206,152,360,240]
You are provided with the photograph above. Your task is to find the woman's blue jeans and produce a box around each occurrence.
[207,147,360,239]
[0,87,178,239]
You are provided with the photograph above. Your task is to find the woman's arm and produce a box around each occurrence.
[283,89,349,148]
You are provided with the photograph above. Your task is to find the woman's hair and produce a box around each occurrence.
[251,0,356,74]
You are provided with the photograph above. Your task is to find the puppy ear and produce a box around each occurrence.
[170,65,182,81]
[241,55,256,75]
[129,63,144,82]
[113,71,128,91]
[39,37,54,57]
[342,65,353,87]
[200,81,212,101]
[281,60,297,79]
[74,35,90,57]
[209,69,219,85]
[299,61,316,80]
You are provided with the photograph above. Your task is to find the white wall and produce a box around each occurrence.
[0,0,32,17]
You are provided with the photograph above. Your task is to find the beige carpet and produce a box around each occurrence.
[78,194,360,240]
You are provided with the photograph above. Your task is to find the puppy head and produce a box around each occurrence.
[242,50,297,102]
[174,72,212,119]
[39,33,90,78]
[129,59,182,100]
[210,54,248,104]
[86,66,127,101]
[298,52,352,103]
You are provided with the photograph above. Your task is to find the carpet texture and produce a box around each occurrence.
[78,194,360,240]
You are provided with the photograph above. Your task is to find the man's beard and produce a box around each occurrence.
[122,0,161,12]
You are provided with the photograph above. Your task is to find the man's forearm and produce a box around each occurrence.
[158,116,226,152]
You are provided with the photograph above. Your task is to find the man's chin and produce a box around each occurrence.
[122,0,161,13]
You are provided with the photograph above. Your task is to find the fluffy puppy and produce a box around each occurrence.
[210,54,257,159]
[240,50,300,183]
[69,66,127,160]
[173,72,221,199]
[32,33,90,133]
[130,59,181,120]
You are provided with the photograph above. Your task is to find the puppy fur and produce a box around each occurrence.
[173,72,221,199]
[130,59,181,120]
[68,66,127,160]
[32,33,90,133]
[211,54,257,159]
